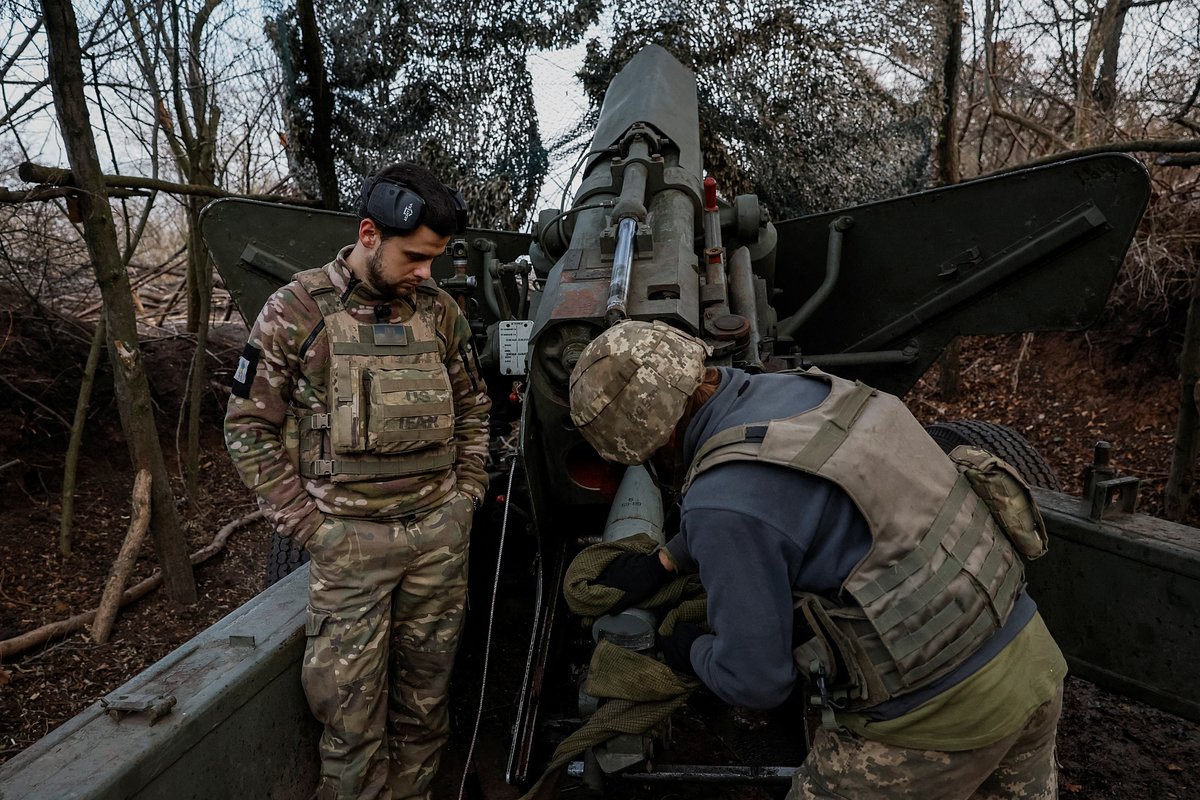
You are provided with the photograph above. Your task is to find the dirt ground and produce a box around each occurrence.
[0,299,1197,798]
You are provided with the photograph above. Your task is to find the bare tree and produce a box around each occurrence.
[1167,279,1200,520]
[937,0,965,401]
[114,0,285,506]
[40,0,197,603]
[282,0,338,207]
[958,0,1200,517]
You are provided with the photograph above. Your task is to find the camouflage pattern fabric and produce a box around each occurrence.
[789,684,1063,800]
[224,246,490,546]
[303,492,474,800]
[224,245,489,799]
[569,320,709,465]
[519,540,709,800]
[949,445,1049,560]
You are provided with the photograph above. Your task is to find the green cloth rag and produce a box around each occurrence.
[518,536,710,799]
[517,642,702,800]
[563,532,704,618]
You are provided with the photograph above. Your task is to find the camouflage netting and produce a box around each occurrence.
[272,0,949,227]
[577,1,950,220]
[270,0,602,228]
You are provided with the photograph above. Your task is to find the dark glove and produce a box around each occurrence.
[658,621,705,676]
[594,551,670,613]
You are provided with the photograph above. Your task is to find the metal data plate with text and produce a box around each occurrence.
[499,320,533,375]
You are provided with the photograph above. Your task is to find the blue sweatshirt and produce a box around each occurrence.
[664,368,1034,714]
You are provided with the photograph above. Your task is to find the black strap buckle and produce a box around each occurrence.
[809,662,830,709]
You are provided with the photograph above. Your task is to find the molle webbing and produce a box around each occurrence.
[683,369,1023,708]
[303,451,455,478]
[331,339,439,356]
[851,485,1021,690]
[291,267,455,482]
[851,477,975,607]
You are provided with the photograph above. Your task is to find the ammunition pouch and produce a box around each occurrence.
[792,594,872,705]
[324,361,455,459]
[361,364,455,454]
[792,592,907,723]
[949,445,1048,560]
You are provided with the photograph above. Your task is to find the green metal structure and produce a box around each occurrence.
[0,569,318,799]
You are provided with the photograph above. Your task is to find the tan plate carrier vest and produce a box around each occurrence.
[681,370,1024,714]
[287,268,456,482]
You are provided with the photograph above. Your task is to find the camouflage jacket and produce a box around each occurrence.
[224,246,490,544]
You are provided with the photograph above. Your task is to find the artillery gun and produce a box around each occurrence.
[4,44,1198,800]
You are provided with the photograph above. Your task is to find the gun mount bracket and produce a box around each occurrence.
[616,123,666,157]
[937,247,982,279]
[101,692,177,725]
[599,221,653,260]
[238,243,303,284]
[1086,476,1140,521]
[576,167,703,215]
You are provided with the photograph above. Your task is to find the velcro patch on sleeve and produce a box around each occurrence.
[231,344,261,398]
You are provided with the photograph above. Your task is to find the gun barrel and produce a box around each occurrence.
[583,45,702,181]
[525,44,705,513]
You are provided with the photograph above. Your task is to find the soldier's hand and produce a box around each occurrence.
[657,621,704,676]
[304,516,342,555]
[594,551,670,612]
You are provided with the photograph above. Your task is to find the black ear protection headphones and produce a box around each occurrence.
[358,176,468,235]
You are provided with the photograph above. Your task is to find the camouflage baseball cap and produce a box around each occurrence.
[569,320,710,464]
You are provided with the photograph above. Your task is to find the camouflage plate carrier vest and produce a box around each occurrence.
[287,268,455,482]
[681,369,1024,713]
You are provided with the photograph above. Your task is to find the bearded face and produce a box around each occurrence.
[362,225,449,299]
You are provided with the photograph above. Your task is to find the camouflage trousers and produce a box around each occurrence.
[788,684,1063,800]
[302,491,474,800]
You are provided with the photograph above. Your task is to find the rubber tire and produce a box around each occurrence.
[266,531,309,586]
[925,419,1061,491]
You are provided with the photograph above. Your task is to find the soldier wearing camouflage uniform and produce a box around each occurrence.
[572,320,1066,800]
[224,163,490,800]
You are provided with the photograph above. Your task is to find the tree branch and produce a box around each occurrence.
[0,185,148,203]
[0,510,263,660]
[90,469,152,642]
[985,139,1200,173]
[990,104,1070,151]
[0,17,43,80]
[1158,154,1200,168]
[983,0,1069,151]
[1168,75,1200,135]
[0,80,51,129]
[13,162,318,205]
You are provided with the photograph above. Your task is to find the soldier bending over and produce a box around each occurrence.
[570,320,1065,800]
